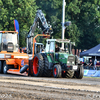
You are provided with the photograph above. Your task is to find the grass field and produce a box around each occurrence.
[84,76,100,79]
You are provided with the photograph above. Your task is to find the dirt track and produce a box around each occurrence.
[0,74,100,100]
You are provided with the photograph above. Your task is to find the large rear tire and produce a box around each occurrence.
[41,54,51,77]
[33,53,44,77]
[3,61,8,74]
[65,70,74,78]
[53,64,62,78]
[0,61,3,73]
[74,65,84,79]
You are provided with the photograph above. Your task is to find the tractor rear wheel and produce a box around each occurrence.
[74,65,84,79]
[33,53,44,77]
[3,61,8,74]
[0,61,3,73]
[53,64,62,78]
[41,54,51,77]
[65,70,74,78]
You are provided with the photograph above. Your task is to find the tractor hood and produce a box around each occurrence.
[57,53,74,64]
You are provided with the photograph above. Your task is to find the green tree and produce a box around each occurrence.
[0,0,37,47]
[66,0,100,49]
[36,0,63,39]
[36,0,83,48]
[36,0,100,50]
[1,0,100,49]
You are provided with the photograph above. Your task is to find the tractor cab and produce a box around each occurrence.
[45,39,78,66]
[0,31,19,52]
[45,39,74,54]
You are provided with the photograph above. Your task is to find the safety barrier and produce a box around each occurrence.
[84,69,100,77]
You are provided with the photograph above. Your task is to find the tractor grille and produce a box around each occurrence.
[67,56,75,65]
[68,56,75,61]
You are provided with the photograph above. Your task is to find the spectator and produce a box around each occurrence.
[96,61,100,66]
[96,61,100,70]
[86,60,93,66]
[94,58,97,70]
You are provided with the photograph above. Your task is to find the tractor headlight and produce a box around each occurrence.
[67,61,70,64]
[72,61,74,64]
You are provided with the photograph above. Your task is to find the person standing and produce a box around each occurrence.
[94,58,97,70]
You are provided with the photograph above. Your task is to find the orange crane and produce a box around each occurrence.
[20,10,52,76]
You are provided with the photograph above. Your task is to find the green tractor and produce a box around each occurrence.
[32,38,84,79]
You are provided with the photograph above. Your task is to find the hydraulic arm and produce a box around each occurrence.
[27,10,52,54]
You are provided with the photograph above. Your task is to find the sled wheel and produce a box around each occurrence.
[0,61,3,73]
[3,61,8,74]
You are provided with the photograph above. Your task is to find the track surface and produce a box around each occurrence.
[0,74,100,100]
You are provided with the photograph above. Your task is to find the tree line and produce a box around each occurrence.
[0,0,100,50]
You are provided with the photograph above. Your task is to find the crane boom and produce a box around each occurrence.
[27,10,52,54]
[28,10,51,37]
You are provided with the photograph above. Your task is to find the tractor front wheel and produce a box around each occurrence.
[53,64,62,78]
[33,53,44,77]
[74,65,84,79]
[65,70,74,78]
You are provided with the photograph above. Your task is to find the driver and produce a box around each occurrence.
[55,44,60,52]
